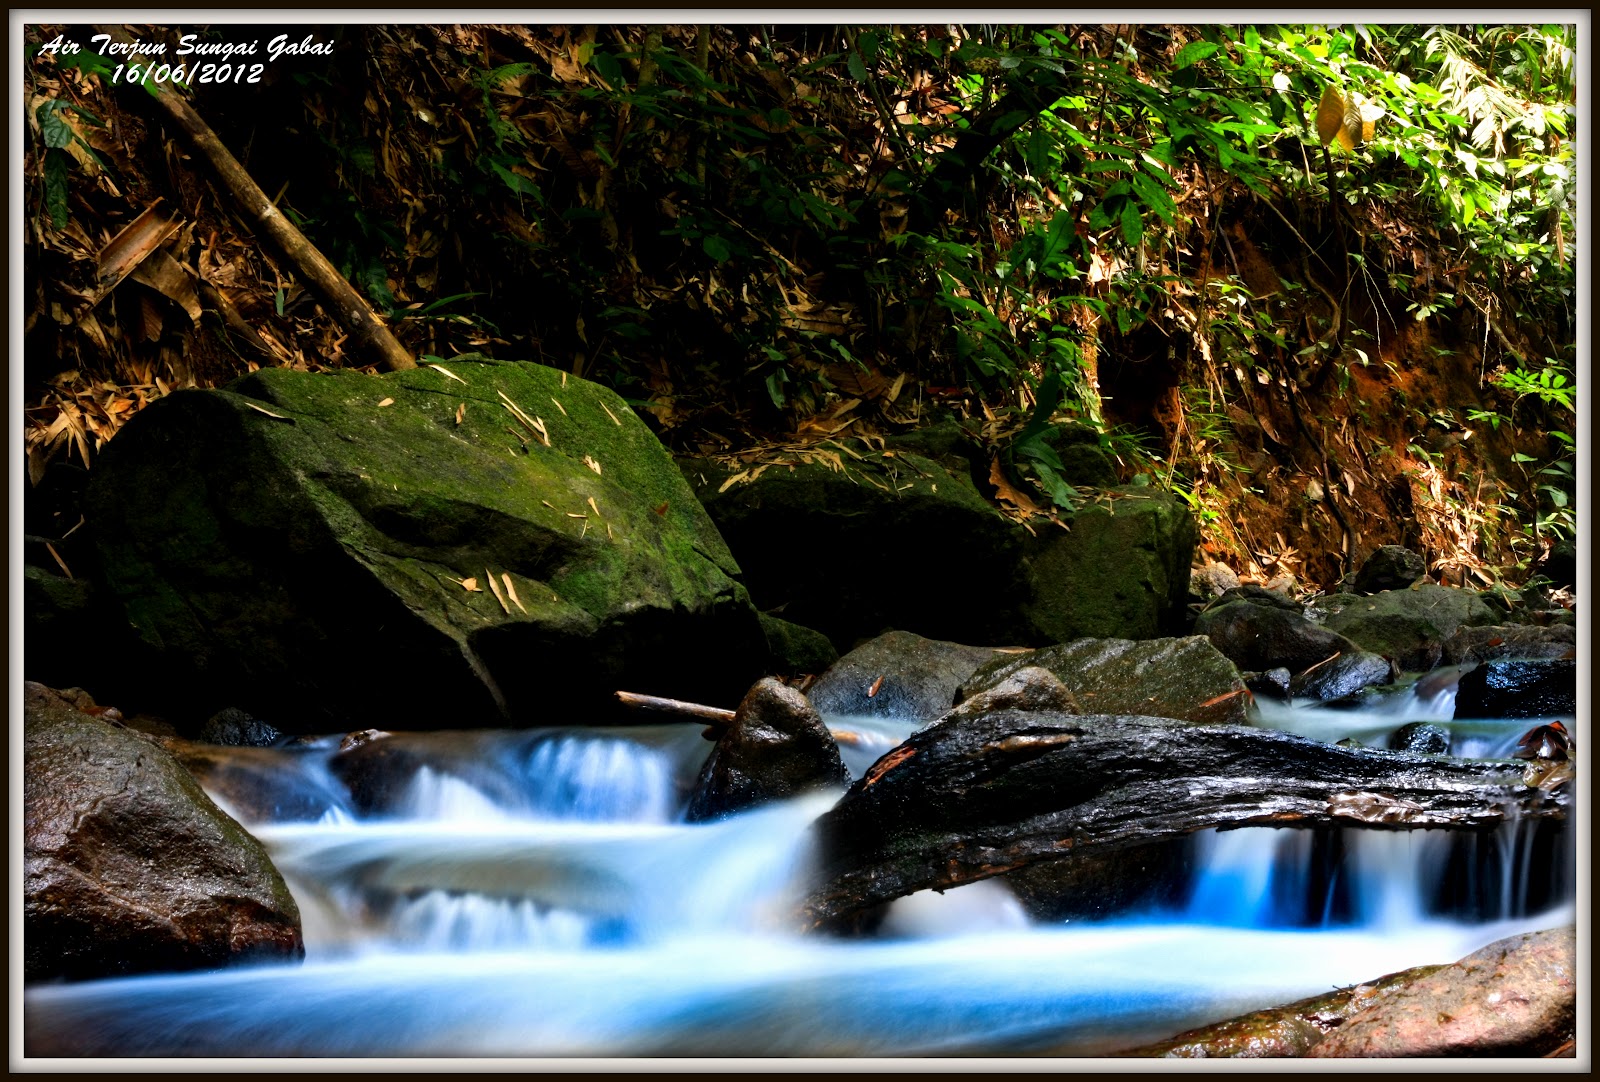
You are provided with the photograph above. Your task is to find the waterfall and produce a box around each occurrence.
[24,705,1574,1059]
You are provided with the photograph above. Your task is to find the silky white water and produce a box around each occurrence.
[24,695,1574,1058]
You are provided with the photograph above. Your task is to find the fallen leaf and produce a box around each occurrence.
[587,496,601,516]
[502,574,527,614]
[600,402,623,426]
[45,542,72,580]
[867,674,884,698]
[653,501,669,516]
[551,398,568,416]
[455,402,466,425]
[378,397,395,407]
[244,402,295,423]
[460,577,481,592]
[485,568,511,614]
[988,457,1042,515]
[427,363,468,385]
[582,455,602,475]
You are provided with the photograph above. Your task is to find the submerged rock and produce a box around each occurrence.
[1352,545,1428,595]
[806,630,1008,722]
[162,738,350,824]
[85,358,763,730]
[956,636,1251,726]
[24,683,304,981]
[686,677,850,821]
[1454,659,1576,720]
[198,707,284,748]
[683,453,1195,650]
[1307,925,1575,1057]
[1387,722,1451,756]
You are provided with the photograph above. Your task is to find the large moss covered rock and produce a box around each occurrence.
[682,452,1194,650]
[1308,585,1499,671]
[24,683,303,981]
[85,358,764,730]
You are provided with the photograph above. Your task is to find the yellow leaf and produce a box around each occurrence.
[485,568,511,614]
[427,363,468,385]
[378,397,395,407]
[460,577,481,592]
[1316,83,1346,147]
[583,455,602,475]
[587,495,601,517]
[502,573,527,614]
[599,402,623,426]
[455,402,466,425]
[551,398,568,416]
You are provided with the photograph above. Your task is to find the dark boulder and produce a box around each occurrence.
[1388,722,1451,755]
[1308,585,1499,671]
[1353,545,1428,594]
[85,359,763,731]
[957,636,1251,726]
[24,683,303,981]
[1212,583,1302,612]
[1442,623,1576,666]
[1454,659,1576,720]
[683,452,1196,650]
[1307,926,1575,1057]
[199,707,284,748]
[1244,667,1292,701]
[1195,600,1362,674]
[806,630,1008,722]
[686,678,850,821]
[1189,561,1241,602]
[758,612,838,678]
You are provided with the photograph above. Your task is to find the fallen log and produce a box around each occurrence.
[93,25,416,374]
[800,711,1570,930]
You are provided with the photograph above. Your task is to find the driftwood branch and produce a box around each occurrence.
[801,711,1570,930]
[96,26,415,373]
[615,690,736,724]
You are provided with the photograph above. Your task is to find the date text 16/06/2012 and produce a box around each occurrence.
[39,32,335,66]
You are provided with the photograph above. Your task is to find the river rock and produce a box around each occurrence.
[1288,650,1394,702]
[682,453,1195,650]
[941,665,1079,722]
[807,630,1008,722]
[1114,960,1444,1057]
[1387,722,1451,755]
[686,677,850,821]
[1352,545,1428,594]
[1306,925,1575,1057]
[85,358,763,731]
[956,636,1250,726]
[758,612,839,678]
[1189,561,1241,601]
[1442,623,1576,666]
[1213,583,1302,612]
[24,683,304,981]
[1195,599,1364,675]
[1243,667,1292,701]
[1453,659,1576,720]
[198,707,284,748]
[1307,585,1499,672]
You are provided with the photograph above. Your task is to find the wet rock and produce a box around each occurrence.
[685,453,1196,649]
[957,636,1251,726]
[1195,600,1361,675]
[199,707,284,748]
[1442,623,1576,666]
[942,666,1078,722]
[1244,668,1292,701]
[807,630,1008,722]
[1190,561,1241,601]
[1353,545,1428,595]
[1388,722,1451,755]
[328,730,515,816]
[24,683,304,981]
[758,612,838,678]
[85,359,764,732]
[1115,962,1443,1057]
[686,677,850,821]
[1308,585,1499,671]
[1001,835,1197,923]
[1288,650,1393,702]
[1306,925,1575,1057]
[1454,659,1576,720]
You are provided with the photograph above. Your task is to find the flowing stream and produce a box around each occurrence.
[25,686,1575,1059]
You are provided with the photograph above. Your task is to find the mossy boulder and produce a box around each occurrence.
[758,613,839,678]
[682,453,1194,650]
[1308,584,1499,671]
[85,358,764,730]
